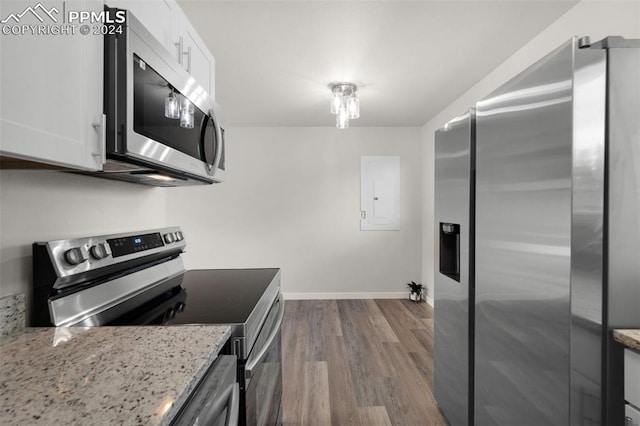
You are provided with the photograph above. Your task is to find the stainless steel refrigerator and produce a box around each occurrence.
[434,36,640,426]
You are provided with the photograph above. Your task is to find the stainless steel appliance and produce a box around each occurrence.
[434,36,640,425]
[172,355,240,426]
[32,228,282,426]
[434,109,475,426]
[96,10,226,186]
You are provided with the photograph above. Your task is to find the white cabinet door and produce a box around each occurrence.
[181,25,213,97]
[109,0,215,99]
[0,0,104,170]
[361,156,401,231]
[176,14,214,98]
[106,0,174,53]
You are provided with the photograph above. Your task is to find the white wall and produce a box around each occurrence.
[421,0,640,305]
[166,127,423,298]
[0,171,166,304]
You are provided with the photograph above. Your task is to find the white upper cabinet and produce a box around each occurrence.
[108,0,174,50]
[108,0,215,98]
[0,0,213,170]
[178,17,215,98]
[0,0,105,170]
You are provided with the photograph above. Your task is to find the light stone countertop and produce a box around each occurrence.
[0,325,231,426]
[613,329,640,352]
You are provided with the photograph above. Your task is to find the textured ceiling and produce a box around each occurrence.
[178,0,577,127]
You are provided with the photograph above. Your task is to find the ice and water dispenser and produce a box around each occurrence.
[439,222,460,282]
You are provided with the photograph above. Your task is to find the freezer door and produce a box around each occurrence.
[434,110,474,426]
[475,40,574,425]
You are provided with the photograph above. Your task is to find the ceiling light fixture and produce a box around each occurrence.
[330,82,359,129]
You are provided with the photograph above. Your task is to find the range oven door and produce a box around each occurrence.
[242,294,284,426]
[105,10,224,184]
[171,355,240,426]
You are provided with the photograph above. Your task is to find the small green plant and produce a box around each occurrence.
[407,281,425,295]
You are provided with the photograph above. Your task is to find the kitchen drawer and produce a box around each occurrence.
[627,404,640,426]
[626,349,640,408]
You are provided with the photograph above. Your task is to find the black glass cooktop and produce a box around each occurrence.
[175,268,279,324]
[112,268,280,326]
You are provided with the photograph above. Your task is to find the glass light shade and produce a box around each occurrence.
[180,98,195,129]
[331,91,344,115]
[164,91,180,119]
[347,96,360,119]
[336,107,349,129]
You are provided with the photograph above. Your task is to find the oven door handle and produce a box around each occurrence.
[245,294,284,382]
[225,383,240,426]
[197,382,239,426]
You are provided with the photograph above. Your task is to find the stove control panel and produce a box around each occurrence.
[35,226,186,289]
[108,232,165,258]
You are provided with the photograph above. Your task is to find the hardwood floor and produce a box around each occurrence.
[281,299,447,426]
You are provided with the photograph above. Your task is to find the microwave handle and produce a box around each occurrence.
[209,109,223,172]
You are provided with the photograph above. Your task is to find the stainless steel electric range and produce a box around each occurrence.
[31,227,282,426]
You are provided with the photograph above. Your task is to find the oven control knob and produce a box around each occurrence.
[167,308,176,319]
[175,231,184,241]
[89,242,111,260]
[64,247,88,266]
[163,233,175,244]
[176,302,186,312]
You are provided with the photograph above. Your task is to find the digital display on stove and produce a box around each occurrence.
[107,232,164,257]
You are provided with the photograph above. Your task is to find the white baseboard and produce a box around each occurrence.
[282,292,408,300]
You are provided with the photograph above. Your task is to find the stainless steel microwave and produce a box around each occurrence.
[95,9,225,187]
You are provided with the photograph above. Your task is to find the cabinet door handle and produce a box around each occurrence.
[174,37,184,65]
[185,46,192,73]
[92,114,106,166]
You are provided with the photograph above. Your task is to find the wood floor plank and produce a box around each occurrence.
[401,299,430,320]
[358,406,393,426]
[382,342,430,397]
[375,300,429,353]
[352,307,397,378]
[412,326,435,358]
[363,299,400,343]
[375,376,424,426]
[282,299,447,426]
[409,350,435,386]
[337,300,386,406]
[282,312,310,424]
[300,361,331,425]
[306,301,328,361]
[325,300,343,337]
[326,335,362,426]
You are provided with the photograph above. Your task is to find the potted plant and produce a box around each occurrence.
[407,281,425,302]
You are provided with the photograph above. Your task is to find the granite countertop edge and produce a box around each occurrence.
[158,326,232,426]
[613,329,640,352]
[0,325,232,426]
